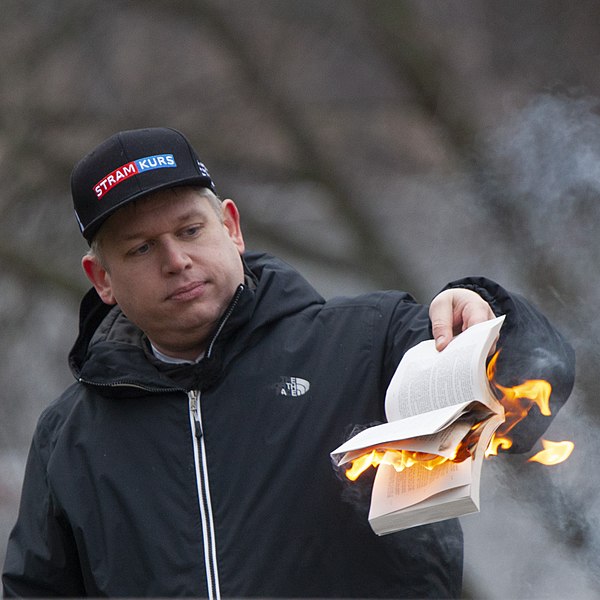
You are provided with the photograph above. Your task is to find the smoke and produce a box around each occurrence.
[475,93,600,299]
[332,421,383,515]
[494,95,600,194]
[477,91,599,371]
[485,94,600,219]
[478,408,600,596]
[463,93,600,598]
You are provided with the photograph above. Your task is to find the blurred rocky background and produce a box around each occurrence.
[1,1,599,597]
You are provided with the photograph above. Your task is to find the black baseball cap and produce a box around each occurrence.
[71,127,216,243]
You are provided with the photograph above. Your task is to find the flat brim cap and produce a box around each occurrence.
[71,127,215,243]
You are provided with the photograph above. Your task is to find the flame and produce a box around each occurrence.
[343,349,574,481]
[487,351,551,428]
[344,449,452,481]
[528,439,574,465]
[345,450,383,481]
[486,351,558,452]
[485,436,512,457]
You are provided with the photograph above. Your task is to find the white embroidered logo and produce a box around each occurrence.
[275,376,310,397]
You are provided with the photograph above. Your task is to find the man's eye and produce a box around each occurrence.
[181,225,201,238]
[129,243,150,256]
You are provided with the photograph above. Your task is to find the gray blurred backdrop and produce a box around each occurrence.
[1,1,599,598]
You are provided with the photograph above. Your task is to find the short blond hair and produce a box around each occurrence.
[87,186,222,267]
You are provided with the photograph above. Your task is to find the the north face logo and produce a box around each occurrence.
[274,376,310,397]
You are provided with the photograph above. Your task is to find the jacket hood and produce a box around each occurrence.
[68,251,324,392]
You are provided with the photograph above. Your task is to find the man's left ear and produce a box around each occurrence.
[222,199,245,254]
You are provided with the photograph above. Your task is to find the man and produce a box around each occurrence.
[2,127,575,598]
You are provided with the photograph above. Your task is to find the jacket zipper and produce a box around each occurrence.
[189,389,220,600]
[187,284,243,600]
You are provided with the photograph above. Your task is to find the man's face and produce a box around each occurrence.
[82,188,245,360]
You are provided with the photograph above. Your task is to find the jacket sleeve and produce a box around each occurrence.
[2,425,85,597]
[443,277,576,453]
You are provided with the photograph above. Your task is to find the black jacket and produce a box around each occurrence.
[2,252,575,598]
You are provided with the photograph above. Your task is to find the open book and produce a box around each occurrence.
[331,315,506,535]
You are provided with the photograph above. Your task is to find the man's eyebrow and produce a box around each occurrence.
[117,210,204,242]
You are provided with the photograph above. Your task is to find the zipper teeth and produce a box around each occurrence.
[78,377,183,394]
[189,391,220,600]
[175,286,242,597]
[206,284,243,358]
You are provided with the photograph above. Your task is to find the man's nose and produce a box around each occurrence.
[161,240,192,274]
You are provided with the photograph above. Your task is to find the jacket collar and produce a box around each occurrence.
[68,252,323,392]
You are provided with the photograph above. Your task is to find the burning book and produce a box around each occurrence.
[330,315,573,535]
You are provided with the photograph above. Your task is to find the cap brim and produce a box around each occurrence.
[83,174,214,243]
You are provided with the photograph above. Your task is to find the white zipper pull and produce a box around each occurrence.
[189,390,202,439]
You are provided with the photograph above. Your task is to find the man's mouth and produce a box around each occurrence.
[167,281,206,302]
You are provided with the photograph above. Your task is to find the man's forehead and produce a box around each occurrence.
[104,189,212,240]
[127,187,207,213]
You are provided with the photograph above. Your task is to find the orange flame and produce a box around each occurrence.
[485,436,512,457]
[345,450,383,481]
[528,439,574,465]
[485,351,572,458]
[343,349,573,481]
[345,449,451,481]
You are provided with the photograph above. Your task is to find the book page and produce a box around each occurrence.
[330,403,475,463]
[382,418,476,457]
[367,412,506,534]
[385,315,505,422]
[369,484,477,534]
[369,453,473,515]
[333,416,476,466]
